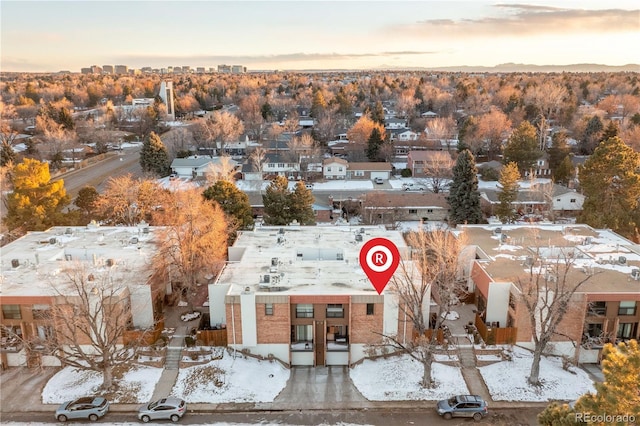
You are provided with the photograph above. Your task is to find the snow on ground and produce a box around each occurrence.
[350,355,468,401]
[171,351,289,403]
[7,423,366,426]
[42,364,162,404]
[479,346,595,402]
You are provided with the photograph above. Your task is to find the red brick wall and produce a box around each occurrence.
[257,303,290,344]
[350,302,383,344]
[225,303,243,345]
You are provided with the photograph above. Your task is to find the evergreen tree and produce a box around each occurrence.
[366,127,385,161]
[4,158,70,230]
[140,131,170,176]
[503,121,541,175]
[262,175,291,225]
[371,101,385,126]
[554,156,574,186]
[578,136,640,240]
[260,102,273,121]
[600,120,619,142]
[289,181,316,225]
[0,140,16,167]
[447,150,483,225]
[310,90,327,118]
[74,186,99,220]
[547,131,570,174]
[203,180,254,230]
[573,340,640,423]
[496,162,520,223]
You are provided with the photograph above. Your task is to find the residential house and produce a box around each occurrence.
[459,224,640,363]
[551,186,585,216]
[407,150,453,177]
[262,154,301,180]
[170,156,239,179]
[346,162,392,180]
[0,225,165,368]
[246,192,333,223]
[361,192,449,225]
[207,226,420,367]
[479,183,584,218]
[384,118,408,130]
[323,158,348,180]
[389,129,420,142]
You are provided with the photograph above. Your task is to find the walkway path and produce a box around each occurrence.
[457,342,493,402]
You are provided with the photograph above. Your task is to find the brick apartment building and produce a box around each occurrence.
[459,224,640,363]
[0,224,165,367]
[207,226,420,367]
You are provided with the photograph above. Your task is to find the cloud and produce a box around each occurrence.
[388,5,639,39]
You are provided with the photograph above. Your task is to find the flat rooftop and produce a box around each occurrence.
[458,224,640,295]
[217,225,410,296]
[0,225,158,297]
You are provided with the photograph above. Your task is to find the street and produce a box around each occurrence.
[0,407,542,425]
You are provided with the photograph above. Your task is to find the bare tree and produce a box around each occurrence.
[518,242,595,386]
[203,155,238,185]
[94,175,167,226]
[49,264,142,390]
[423,151,454,193]
[248,146,267,180]
[153,189,228,310]
[387,227,467,387]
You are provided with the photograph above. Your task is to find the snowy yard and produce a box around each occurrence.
[172,351,289,403]
[479,346,596,401]
[42,364,162,404]
[350,355,468,401]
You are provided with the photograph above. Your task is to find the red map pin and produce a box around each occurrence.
[359,237,400,295]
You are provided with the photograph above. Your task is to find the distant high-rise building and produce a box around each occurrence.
[159,81,175,121]
[114,65,128,74]
[90,65,102,74]
[173,66,182,74]
[196,67,205,73]
[141,67,152,73]
[217,64,232,73]
[167,66,174,73]
[231,65,246,74]
[182,66,191,73]
[102,65,114,74]
[81,67,92,74]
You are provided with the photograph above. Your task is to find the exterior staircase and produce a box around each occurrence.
[164,336,184,370]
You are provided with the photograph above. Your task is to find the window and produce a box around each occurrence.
[265,303,273,316]
[295,324,313,342]
[588,301,606,316]
[618,301,636,316]
[586,323,603,338]
[617,323,637,339]
[296,304,314,318]
[427,209,433,213]
[355,170,364,177]
[327,167,332,172]
[366,303,374,315]
[326,304,344,318]
[338,167,343,172]
[32,304,51,320]
[277,163,284,168]
[2,304,21,320]
[556,198,561,202]
[570,198,577,203]
[408,209,417,214]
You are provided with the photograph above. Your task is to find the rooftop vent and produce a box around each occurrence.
[130,237,139,245]
[631,269,640,280]
[494,227,502,235]
[49,237,57,245]
[65,228,73,235]
[278,228,285,235]
[355,233,363,242]
[11,259,19,268]
[618,256,627,265]
[271,257,278,267]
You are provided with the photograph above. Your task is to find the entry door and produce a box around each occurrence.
[315,320,325,366]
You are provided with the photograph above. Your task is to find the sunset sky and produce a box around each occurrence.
[1,0,638,72]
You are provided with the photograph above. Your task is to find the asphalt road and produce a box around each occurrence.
[1,407,542,425]
[52,146,143,200]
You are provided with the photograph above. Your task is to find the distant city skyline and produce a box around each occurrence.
[1,1,638,73]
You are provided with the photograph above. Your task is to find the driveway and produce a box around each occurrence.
[0,367,58,412]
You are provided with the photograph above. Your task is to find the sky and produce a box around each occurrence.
[1,0,638,72]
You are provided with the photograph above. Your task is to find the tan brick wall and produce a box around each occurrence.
[257,303,290,344]
[225,303,243,345]
[514,293,588,344]
[350,302,383,344]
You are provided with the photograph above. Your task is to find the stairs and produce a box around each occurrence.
[164,337,184,370]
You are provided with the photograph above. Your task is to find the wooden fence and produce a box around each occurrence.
[195,329,227,346]
[124,319,165,346]
[475,315,517,345]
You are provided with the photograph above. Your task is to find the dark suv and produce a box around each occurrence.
[437,395,488,421]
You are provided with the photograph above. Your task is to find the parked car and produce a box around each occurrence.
[138,397,187,422]
[402,182,427,191]
[374,177,384,184]
[436,395,488,421]
[55,396,109,422]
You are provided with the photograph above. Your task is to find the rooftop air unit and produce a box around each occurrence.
[355,234,363,242]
